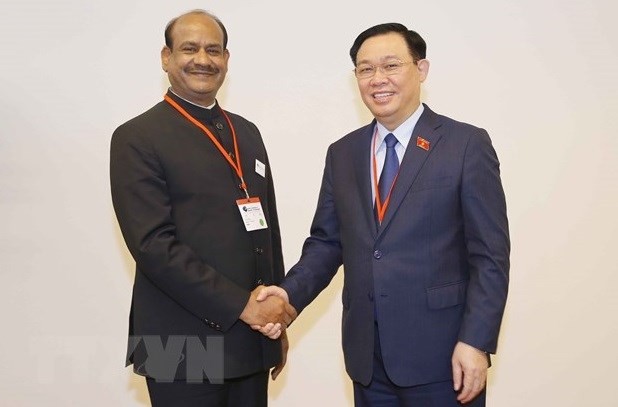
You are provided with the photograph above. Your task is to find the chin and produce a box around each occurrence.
[189,86,216,95]
[370,107,397,120]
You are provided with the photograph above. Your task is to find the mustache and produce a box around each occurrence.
[186,64,219,74]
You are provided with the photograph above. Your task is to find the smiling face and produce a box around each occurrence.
[161,13,229,106]
[355,32,429,131]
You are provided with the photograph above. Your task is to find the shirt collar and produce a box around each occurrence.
[166,88,221,124]
[168,87,217,110]
[374,104,425,150]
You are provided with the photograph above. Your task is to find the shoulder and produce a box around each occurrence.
[111,101,171,141]
[220,109,266,152]
[426,105,484,134]
[220,109,259,132]
[330,122,374,150]
[424,105,492,150]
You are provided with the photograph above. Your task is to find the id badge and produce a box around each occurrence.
[236,197,268,231]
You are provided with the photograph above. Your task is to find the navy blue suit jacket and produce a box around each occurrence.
[281,105,509,386]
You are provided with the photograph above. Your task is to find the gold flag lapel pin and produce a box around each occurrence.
[416,136,430,151]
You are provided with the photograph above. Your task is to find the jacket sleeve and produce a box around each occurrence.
[110,123,249,332]
[264,150,285,284]
[280,146,344,313]
[458,128,510,353]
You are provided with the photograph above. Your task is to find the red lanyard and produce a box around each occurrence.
[372,128,400,223]
[164,94,250,198]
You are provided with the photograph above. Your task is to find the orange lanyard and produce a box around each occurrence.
[164,94,250,199]
[372,128,400,223]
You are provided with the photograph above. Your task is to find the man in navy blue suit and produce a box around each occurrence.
[256,23,509,406]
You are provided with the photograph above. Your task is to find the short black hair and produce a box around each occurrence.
[349,23,426,65]
[164,10,228,50]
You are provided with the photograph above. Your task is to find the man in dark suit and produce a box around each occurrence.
[110,10,295,407]
[256,23,510,406]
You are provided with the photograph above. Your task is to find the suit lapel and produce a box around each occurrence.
[377,106,443,238]
[352,122,377,239]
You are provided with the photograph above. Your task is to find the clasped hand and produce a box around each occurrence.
[240,285,297,339]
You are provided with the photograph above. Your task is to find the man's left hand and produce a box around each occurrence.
[271,330,289,380]
[452,341,488,404]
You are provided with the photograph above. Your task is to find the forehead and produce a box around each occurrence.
[356,32,410,62]
[170,14,224,46]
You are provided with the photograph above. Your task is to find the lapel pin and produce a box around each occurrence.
[416,136,430,151]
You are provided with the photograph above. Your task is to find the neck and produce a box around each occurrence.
[380,102,421,131]
[169,88,216,109]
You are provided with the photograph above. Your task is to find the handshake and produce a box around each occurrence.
[239,285,297,339]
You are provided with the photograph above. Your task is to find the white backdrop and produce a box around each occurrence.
[1,0,617,405]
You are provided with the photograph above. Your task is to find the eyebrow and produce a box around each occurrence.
[356,55,403,64]
[177,41,223,49]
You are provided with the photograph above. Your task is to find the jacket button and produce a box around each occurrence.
[373,250,382,259]
[256,278,264,285]
[254,247,264,254]
[215,122,224,130]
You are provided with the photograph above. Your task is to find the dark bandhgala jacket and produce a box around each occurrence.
[110,91,284,380]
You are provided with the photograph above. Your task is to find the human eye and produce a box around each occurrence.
[181,45,197,53]
[356,65,375,76]
[207,46,223,56]
[383,61,402,73]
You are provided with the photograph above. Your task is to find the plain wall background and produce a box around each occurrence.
[1,0,617,405]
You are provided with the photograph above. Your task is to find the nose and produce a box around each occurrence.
[369,69,388,85]
[193,49,212,65]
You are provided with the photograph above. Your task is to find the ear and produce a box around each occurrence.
[417,59,430,82]
[223,48,230,64]
[161,46,171,73]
